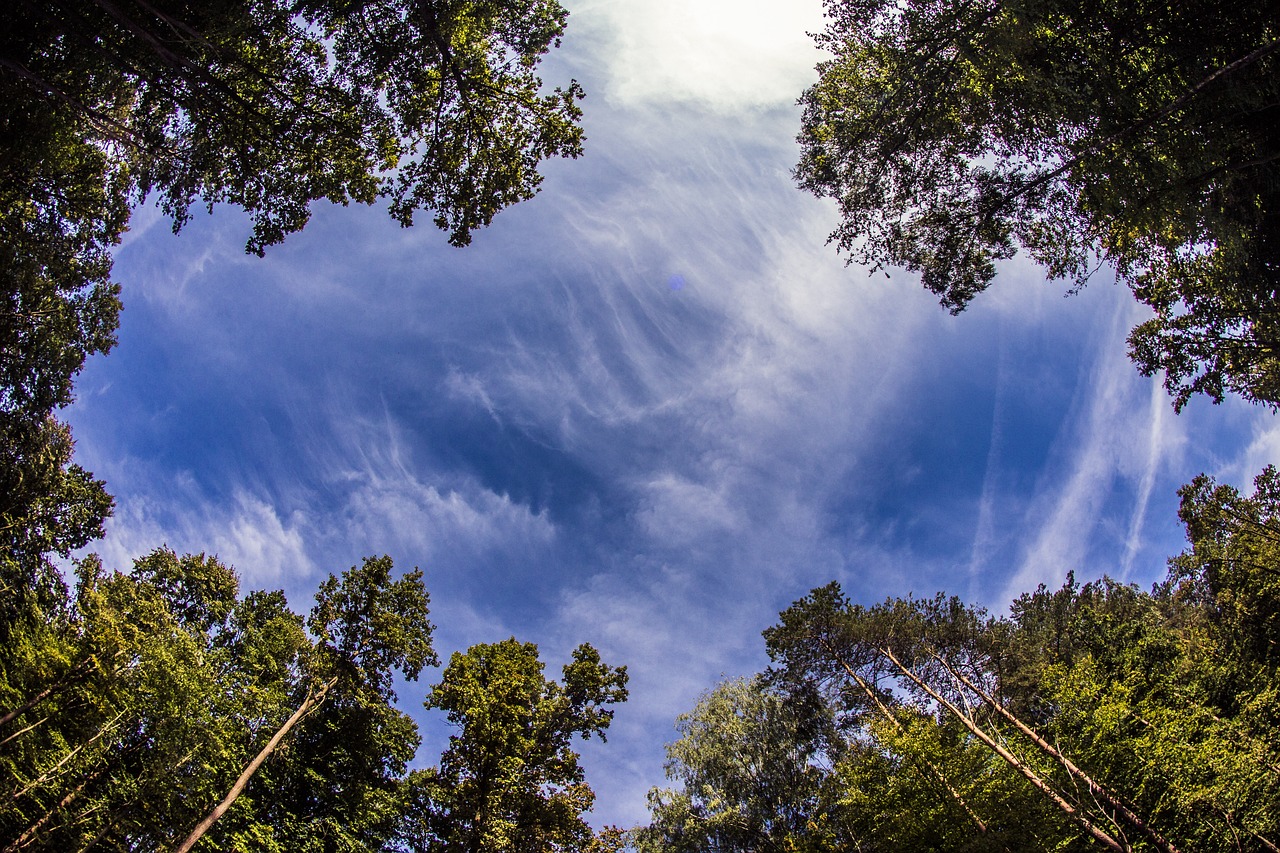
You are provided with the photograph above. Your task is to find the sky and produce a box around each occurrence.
[65,0,1280,831]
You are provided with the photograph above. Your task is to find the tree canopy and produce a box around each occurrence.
[795,0,1279,409]
[400,638,628,853]
[5,0,585,255]
[0,553,625,852]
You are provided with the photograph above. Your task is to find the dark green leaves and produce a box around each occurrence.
[5,0,584,256]
[797,0,1280,408]
[309,555,437,696]
[0,0,586,615]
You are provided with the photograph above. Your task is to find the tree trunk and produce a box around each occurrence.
[932,651,1180,853]
[0,717,47,749]
[831,655,990,835]
[11,710,125,803]
[877,646,1129,853]
[172,676,336,853]
[4,765,107,852]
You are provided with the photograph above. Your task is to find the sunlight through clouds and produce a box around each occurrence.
[573,0,826,109]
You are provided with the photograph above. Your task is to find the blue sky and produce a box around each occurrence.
[66,0,1279,829]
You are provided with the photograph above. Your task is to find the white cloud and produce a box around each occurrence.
[636,473,740,544]
[91,484,314,588]
[572,0,827,110]
[1002,294,1176,599]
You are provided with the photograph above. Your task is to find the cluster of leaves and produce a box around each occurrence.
[796,0,1280,409]
[639,468,1280,851]
[0,552,627,852]
[0,0,586,609]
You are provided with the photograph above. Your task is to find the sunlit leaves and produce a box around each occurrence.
[403,638,627,852]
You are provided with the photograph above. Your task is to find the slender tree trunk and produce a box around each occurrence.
[932,652,1180,853]
[0,717,47,749]
[831,656,991,835]
[4,765,107,852]
[0,685,59,731]
[11,710,124,802]
[172,677,336,853]
[877,646,1130,853]
[80,813,120,852]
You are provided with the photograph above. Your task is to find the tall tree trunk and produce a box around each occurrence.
[4,764,107,852]
[172,676,336,853]
[0,717,47,749]
[876,646,1130,853]
[11,710,125,803]
[829,653,991,836]
[931,651,1180,853]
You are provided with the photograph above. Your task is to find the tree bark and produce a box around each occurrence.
[0,717,47,749]
[11,710,124,803]
[172,676,336,853]
[4,765,107,852]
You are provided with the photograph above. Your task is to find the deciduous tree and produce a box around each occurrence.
[0,0,587,594]
[634,677,851,853]
[401,638,627,853]
[796,0,1280,408]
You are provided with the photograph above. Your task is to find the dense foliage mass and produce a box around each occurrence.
[639,469,1280,851]
[796,0,1280,409]
[0,553,626,851]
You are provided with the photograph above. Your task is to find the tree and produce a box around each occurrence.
[0,55,126,599]
[795,0,1280,409]
[1,546,639,851]
[1,551,249,851]
[4,0,585,255]
[400,638,628,853]
[0,550,436,851]
[764,587,1098,851]
[750,552,1280,852]
[634,677,852,853]
[1170,466,1280,674]
[174,554,435,852]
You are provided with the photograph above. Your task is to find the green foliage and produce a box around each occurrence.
[796,0,1280,408]
[1,552,247,849]
[0,416,111,620]
[401,638,628,853]
[634,677,851,853]
[0,54,126,600]
[1,549,627,851]
[0,552,431,851]
[309,555,437,696]
[5,0,584,255]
